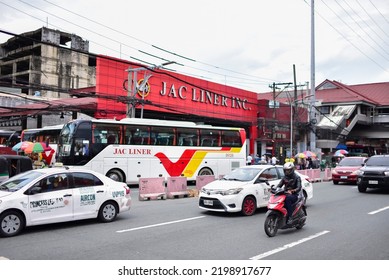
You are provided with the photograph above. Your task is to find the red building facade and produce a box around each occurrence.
[94,56,259,154]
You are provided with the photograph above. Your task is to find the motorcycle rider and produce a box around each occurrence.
[276,162,302,225]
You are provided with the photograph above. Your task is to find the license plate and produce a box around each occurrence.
[340,176,348,179]
[204,200,213,206]
[369,180,378,185]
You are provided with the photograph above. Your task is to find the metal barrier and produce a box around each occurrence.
[166,176,189,199]
[138,177,166,200]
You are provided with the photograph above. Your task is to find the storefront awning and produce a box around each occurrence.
[0,97,97,117]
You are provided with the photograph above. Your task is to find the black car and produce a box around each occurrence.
[357,155,389,193]
[0,155,33,183]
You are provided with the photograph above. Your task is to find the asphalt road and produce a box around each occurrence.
[1,180,388,260]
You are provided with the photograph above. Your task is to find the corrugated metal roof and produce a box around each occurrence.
[258,79,389,107]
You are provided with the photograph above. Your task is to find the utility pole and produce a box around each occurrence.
[310,0,317,152]
[125,61,176,118]
[269,82,293,157]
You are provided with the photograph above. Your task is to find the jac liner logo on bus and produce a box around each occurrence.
[113,147,241,177]
[156,147,240,177]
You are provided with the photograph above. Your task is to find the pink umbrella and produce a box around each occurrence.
[334,149,348,157]
[22,142,52,154]
[302,151,317,158]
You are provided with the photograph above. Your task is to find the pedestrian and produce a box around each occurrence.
[271,156,277,165]
[246,154,253,165]
[254,154,260,165]
[307,157,313,169]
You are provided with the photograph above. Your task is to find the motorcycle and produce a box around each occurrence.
[264,185,307,237]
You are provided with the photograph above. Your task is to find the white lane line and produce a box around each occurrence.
[116,216,206,233]
[250,230,330,260]
[0,256,9,260]
[368,206,389,215]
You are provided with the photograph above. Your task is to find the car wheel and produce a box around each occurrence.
[0,210,25,237]
[358,184,367,193]
[264,214,278,237]
[106,169,124,182]
[198,167,213,176]
[98,201,118,223]
[241,196,256,216]
[333,180,339,185]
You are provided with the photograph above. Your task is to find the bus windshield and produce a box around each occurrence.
[58,122,77,156]
[57,118,246,184]
[21,124,63,144]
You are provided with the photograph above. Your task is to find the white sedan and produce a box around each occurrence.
[0,167,131,237]
[198,165,313,216]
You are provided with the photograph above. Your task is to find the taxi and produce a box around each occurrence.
[198,165,313,216]
[0,167,131,237]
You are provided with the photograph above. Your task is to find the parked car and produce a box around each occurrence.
[198,165,313,216]
[357,155,389,193]
[0,167,131,237]
[0,155,33,183]
[332,156,367,185]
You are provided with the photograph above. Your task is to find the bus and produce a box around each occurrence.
[0,130,19,155]
[20,124,63,165]
[57,118,247,184]
[21,124,63,144]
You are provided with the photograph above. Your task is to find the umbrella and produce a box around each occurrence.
[295,152,307,159]
[12,141,34,152]
[12,141,23,152]
[302,151,317,158]
[334,149,348,157]
[22,142,52,154]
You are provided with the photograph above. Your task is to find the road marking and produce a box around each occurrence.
[368,206,389,215]
[116,216,206,233]
[0,256,9,260]
[250,230,330,260]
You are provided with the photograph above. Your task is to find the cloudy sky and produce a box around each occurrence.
[1,0,388,93]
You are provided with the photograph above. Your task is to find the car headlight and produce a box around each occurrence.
[332,170,338,175]
[219,188,243,196]
[356,170,364,176]
[384,171,389,176]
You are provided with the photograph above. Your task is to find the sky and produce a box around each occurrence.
[0,0,388,93]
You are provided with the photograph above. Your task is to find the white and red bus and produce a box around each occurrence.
[57,118,247,184]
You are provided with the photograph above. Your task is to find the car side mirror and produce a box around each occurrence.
[257,177,269,185]
[27,186,42,195]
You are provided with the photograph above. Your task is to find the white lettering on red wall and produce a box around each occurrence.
[160,81,249,110]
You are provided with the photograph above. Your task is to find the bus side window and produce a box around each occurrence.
[107,135,116,144]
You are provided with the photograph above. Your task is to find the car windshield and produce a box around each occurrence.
[0,170,43,192]
[338,158,365,166]
[366,156,389,166]
[223,167,262,181]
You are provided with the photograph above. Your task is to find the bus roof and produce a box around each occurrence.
[23,124,64,132]
[68,118,242,130]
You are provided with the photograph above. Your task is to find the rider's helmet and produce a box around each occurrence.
[283,162,295,176]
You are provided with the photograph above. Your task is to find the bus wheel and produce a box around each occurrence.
[198,167,213,176]
[106,169,124,182]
